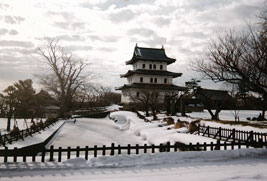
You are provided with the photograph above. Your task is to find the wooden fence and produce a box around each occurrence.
[198,125,267,144]
[1,140,266,163]
[0,118,58,147]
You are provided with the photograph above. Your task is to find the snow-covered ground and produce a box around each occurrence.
[1,148,267,180]
[188,110,266,122]
[1,109,267,180]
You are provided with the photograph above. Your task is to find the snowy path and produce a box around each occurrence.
[51,118,143,148]
[1,148,267,180]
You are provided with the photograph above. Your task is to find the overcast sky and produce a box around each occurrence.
[0,0,265,92]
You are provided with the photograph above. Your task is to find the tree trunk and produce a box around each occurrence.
[180,98,186,116]
[7,116,11,132]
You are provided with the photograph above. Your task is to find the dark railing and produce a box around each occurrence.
[0,118,59,147]
[198,125,267,144]
[1,141,266,163]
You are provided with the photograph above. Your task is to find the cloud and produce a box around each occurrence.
[108,9,135,23]
[8,29,18,35]
[0,3,9,10]
[55,34,86,42]
[4,16,25,24]
[0,28,8,36]
[64,45,93,52]
[0,40,34,48]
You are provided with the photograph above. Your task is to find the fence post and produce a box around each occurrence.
[207,126,210,137]
[58,147,62,162]
[136,144,139,154]
[238,140,241,149]
[219,127,221,140]
[210,142,213,151]
[110,143,114,156]
[203,142,207,151]
[231,141,234,150]
[23,154,26,162]
[232,129,236,143]
[49,145,54,162]
[4,147,8,163]
[85,146,88,160]
[152,144,155,153]
[127,144,131,155]
[196,142,200,151]
[224,142,227,150]
[215,140,220,150]
[167,142,170,152]
[76,146,80,157]
[13,147,17,163]
[94,145,97,157]
[144,144,147,153]
[67,146,71,159]
[118,144,121,155]
[41,147,45,162]
[102,145,106,156]
[189,143,192,151]
[160,143,163,152]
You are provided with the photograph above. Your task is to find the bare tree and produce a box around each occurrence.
[36,38,90,117]
[194,13,267,119]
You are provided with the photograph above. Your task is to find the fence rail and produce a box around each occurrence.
[0,118,58,147]
[1,141,266,163]
[198,125,267,144]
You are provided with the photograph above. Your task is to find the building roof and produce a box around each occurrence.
[195,88,232,101]
[126,46,176,65]
[120,69,182,78]
[116,83,186,91]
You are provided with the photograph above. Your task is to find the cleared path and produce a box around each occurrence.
[50,118,143,148]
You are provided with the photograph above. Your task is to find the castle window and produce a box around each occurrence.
[154,78,157,83]
[150,78,153,83]
[140,77,143,83]
[142,64,145,69]
[153,64,156,69]
[164,78,167,83]
[160,65,163,70]
[149,64,152,69]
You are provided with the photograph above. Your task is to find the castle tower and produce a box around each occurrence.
[117,45,185,110]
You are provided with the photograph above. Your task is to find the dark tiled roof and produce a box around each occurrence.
[126,46,176,65]
[116,83,186,91]
[120,69,182,78]
[196,88,232,101]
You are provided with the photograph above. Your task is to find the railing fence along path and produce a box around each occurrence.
[198,125,267,145]
[1,140,266,163]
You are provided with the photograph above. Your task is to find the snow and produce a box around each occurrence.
[2,120,65,149]
[1,148,267,180]
[1,108,267,180]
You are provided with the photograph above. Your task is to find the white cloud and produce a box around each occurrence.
[0,0,265,91]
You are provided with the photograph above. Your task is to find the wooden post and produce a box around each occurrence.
[210,142,213,151]
[136,144,139,154]
[94,145,97,157]
[160,143,163,152]
[32,154,36,162]
[23,155,26,162]
[49,145,54,162]
[189,143,192,151]
[231,141,234,150]
[58,147,62,162]
[13,147,17,163]
[203,142,207,151]
[41,147,45,162]
[67,146,71,159]
[196,142,200,151]
[144,144,147,153]
[215,140,220,150]
[85,146,88,160]
[233,129,236,143]
[219,127,221,140]
[152,144,155,153]
[207,126,210,137]
[174,143,178,152]
[102,145,106,156]
[127,144,131,155]
[167,142,170,152]
[224,142,227,150]
[76,146,80,157]
[4,147,8,163]
[118,145,121,155]
[110,143,115,156]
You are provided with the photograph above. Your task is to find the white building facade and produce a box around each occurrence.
[117,45,185,110]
